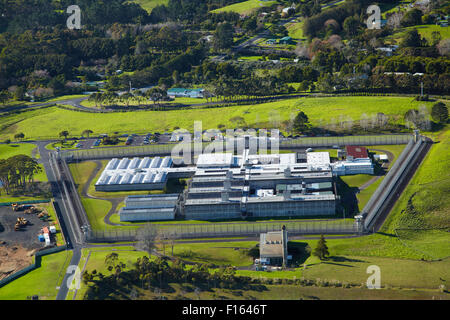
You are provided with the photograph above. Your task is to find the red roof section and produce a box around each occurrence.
[345,146,368,159]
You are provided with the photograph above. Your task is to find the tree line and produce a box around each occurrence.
[0,155,42,195]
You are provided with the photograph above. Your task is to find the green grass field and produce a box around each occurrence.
[286,20,305,40]
[0,143,37,159]
[80,96,209,108]
[128,0,169,12]
[388,24,450,45]
[211,0,278,15]
[0,250,73,300]
[172,241,257,266]
[0,96,436,140]
[81,198,113,231]
[379,127,450,259]
[68,246,152,300]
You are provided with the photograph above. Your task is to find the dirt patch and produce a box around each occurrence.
[0,242,35,281]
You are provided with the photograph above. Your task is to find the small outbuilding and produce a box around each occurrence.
[259,226,288,267]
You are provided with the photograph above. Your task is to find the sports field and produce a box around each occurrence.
[0,96,435,140]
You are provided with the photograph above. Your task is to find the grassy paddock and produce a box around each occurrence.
[0,96,435,140]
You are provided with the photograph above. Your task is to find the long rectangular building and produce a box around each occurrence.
[95,156,173,191]
[119,194,179,222]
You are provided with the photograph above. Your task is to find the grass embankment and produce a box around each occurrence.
[0,96,436,140]
[0,250,73,300]
[380,127,450,260]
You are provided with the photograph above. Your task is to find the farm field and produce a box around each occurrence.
[211,0,278,15]
[0,250,73,300]
[0,96,436,140]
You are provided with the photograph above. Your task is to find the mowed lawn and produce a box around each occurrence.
[211,0,278,15]
[0,250,73,300]
[0,96,435,140]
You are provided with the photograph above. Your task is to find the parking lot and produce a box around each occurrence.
[70,133,172,151]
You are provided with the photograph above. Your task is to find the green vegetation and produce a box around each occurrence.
[80,198,113,232]
[286,21,305,40]
[212,0,278,15]
[172,241,257,266]
[0,145,48,202]
[0,250,73,300]
[301,254,449,290]
[0,143,40,161]
[388,24,450,45]
[0,97,435,140]
[129,0,169,13]
[380,127,450,259]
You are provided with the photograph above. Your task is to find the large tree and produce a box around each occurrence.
[214,22,234,51]
[135,224,158,257]
[313,235,329,260]
[431,102,448,124]
[293,111,311,134]
[401,29,422,48]
[59,130,69,142]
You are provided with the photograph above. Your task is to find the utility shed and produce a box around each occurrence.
[259,227,288,266]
